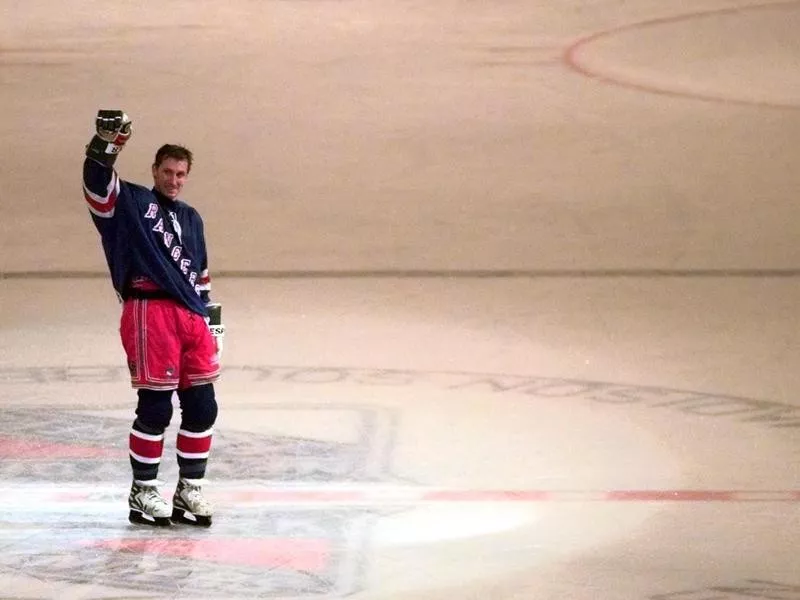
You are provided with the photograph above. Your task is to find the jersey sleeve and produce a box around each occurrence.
[199,269,212,304]
[83,157,121,218]
[193,209,212,304]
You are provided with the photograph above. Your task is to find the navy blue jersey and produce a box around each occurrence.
[83,157,212,316]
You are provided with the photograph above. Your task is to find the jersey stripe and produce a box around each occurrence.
[197,268,211,292]
[83,171,120,218]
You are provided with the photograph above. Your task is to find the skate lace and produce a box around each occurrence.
[182,482,211,511]
[141,486,170,509]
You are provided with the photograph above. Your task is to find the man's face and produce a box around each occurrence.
[152,157,190,200]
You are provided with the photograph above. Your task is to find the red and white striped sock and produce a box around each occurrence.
[176,427,213,479]
[129,426,164,481]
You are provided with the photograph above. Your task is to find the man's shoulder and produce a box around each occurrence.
[124,180,156,198]
[173,199,202,217]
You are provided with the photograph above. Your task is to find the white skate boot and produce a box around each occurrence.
[128,480,172,526]
[172,478,213,527]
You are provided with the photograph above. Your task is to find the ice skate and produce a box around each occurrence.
[172,478,213,527]
[128,479,172,526]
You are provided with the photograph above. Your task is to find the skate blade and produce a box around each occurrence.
[171,507,212,527]
[129,509,172,527]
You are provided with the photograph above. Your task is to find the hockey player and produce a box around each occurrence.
[83,110,224,527]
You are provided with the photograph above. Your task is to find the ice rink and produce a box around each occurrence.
[1,0,799,598]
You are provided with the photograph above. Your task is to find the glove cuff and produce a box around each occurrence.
[205,303,224,338]
[85,135,124,167]
[206,303,222,326]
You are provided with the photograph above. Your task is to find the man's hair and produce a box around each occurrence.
[153,144,193,172]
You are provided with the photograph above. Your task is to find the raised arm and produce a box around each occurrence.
[83,110,132,219]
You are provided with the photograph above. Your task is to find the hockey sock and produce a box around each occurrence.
[176,426,213,479]
[129,419,165,481]
[176,384,217,479]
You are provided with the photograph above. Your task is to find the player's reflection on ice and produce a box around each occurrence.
[4,508,371,597]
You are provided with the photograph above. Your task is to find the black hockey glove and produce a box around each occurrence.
[86,110,132,167]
